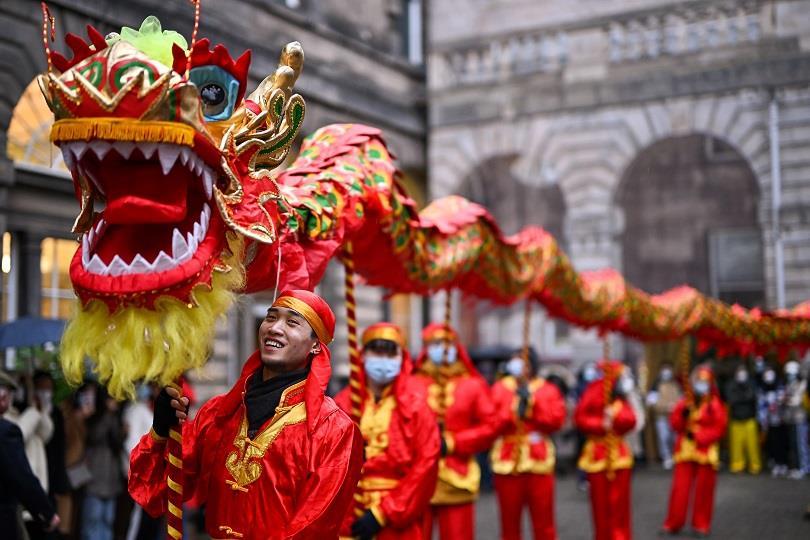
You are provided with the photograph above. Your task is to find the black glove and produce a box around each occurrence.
[681,407,691,422]
[685,430,695,441]
[152,388,183,438]
[351,510,382,540]
[440,435,449,457]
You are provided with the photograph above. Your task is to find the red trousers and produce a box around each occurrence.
[493,474,556,540]
[422,503,474,540]
[662,462,717,534]
[587,469,632,540]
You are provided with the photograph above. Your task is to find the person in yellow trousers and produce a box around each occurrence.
[724,365,761,474]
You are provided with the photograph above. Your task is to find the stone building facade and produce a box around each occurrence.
[428,0,810,365]
[0,0,425,398]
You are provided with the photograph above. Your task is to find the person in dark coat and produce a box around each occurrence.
[0,370,60,539]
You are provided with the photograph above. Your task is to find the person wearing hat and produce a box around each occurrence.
[0,371,60,539]
[129,290,364,539]
[574,360,637,540]
[335,323,440,540]
[490,352,566,540]
[660,365,727,537]
[413,323,502,540]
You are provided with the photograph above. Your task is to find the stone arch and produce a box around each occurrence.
[616,133,763,306]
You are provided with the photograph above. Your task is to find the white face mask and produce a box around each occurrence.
[505,358,525,378]
[583,366,598,383]
[36,390,53,409]
[735,370,749,383]
[364,355,402,385]
[427,343,457,365]
[660,369,673,382]
[763,370,776,384]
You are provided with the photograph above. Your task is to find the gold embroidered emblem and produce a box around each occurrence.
[225,400,307,492]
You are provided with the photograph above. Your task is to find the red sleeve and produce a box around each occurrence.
[128,398,217,517]
[669,399,688,433]
[575,383,607,436]
[529,383,566,435]
[611,399,637,435]
[379,404,440,528]
[694,397,728,447]
[449,378,502,456]
[286,412,364,539]
[490,381,517,435]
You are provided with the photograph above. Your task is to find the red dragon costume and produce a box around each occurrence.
[412,323,502,540]
[574,360,637,540]
[129,290,363,540]
[661,365,727,536]
[490,374,566,540]
[335,323,440,540]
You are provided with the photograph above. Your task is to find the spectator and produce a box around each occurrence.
[782,361,809,479]
[61,383,95,537]
[646,365,682,469]
[82,386,124,540]
[725,365,761,474]
[0,370,60,539]
[757,367,788,476]
[123,384,162,540]
[33,370,68,540]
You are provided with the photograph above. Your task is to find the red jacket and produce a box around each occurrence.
[670,395,727,469]
[490,376,566,475]
[335,375,440,534]
[411,366,500,505]
[129,351,363,540]
[574,379,636,473]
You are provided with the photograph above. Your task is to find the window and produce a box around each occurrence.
[1,233,13,322]
[6,79,68,173]
[40,238,77,319]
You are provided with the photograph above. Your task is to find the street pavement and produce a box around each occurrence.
[473,466,810,539]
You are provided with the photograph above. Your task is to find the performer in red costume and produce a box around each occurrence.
[490,353,566,540]
[413,323,502,540]
[574,360,637,540]
[129,290,364,540]
[336,323,440,540]
[660,365,728,538]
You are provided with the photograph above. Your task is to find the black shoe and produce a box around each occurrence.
[658,527,677,536]
[691,529,710,538]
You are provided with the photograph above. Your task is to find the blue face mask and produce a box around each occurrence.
[135,384,151,402]
[427,344,457,365]
[505,358,525,377]
[693,381,710,396]
[364,355,402,385]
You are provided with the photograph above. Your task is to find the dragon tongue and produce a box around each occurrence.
[102,163,191,224]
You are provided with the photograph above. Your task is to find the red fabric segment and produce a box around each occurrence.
[422,503,475,540]
[662,462,717,534]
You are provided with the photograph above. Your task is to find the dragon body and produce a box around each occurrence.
[38,17,810,396]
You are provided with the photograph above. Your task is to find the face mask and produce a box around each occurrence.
[660,369,673,382]
[427,344,457,365]
[136,385,152,402]
[36,390,52,408]
[618,376,634,395]
[735,371,749,384]
[505,358,524,378]
[583,367,598,383]
[763,371,776,384]
[364,355,402,385]
[693,381,710,396]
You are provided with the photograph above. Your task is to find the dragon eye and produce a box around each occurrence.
[189,65,240,121]
[200,83,226,115]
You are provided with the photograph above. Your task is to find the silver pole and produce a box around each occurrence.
[769,94,785,309]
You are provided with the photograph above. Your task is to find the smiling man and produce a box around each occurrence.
[129,290,363,540]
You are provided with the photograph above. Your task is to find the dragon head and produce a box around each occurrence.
[40,17,306,395]
[40,16,304,311]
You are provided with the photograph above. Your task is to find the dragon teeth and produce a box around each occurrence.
[88,140,112,160]
[158,144,182,175]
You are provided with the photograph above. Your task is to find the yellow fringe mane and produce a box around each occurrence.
[60,234,245,399]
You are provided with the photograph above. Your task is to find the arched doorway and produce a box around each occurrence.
[457,155,568,355]
[617,134,763,307]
